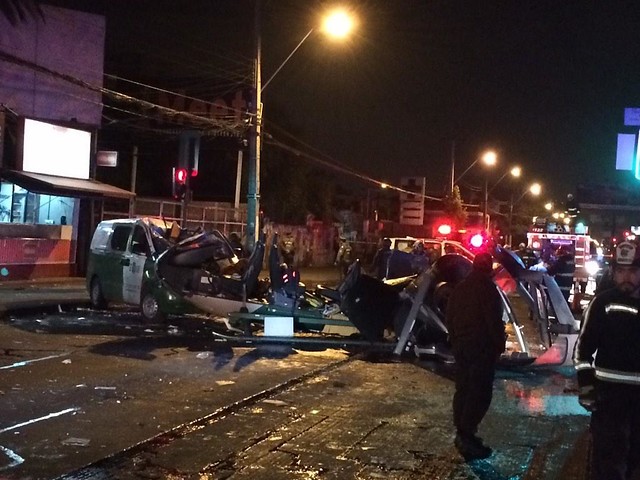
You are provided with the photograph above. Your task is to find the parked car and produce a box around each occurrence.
[388,236,475,261]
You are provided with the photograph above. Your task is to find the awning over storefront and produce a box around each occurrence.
[1,169,135,199]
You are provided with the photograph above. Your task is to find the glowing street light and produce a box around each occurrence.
[488,164,521,195]
[544,202,553,211]
[262,8,356,92]
[453,149,498,185]
[322,9,354,38]
[528,182,542,197]
[507,182,542,246]
[482,150,497,167]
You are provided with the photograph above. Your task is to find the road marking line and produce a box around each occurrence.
[0,445,25,471]
[0,353,71,370]
[0,407,80,434]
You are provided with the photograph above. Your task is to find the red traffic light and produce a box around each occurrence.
[174,168,188,184]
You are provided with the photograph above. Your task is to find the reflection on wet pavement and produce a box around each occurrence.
[497,366,588,417]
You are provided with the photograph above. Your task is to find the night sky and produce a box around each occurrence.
[41,0,640,205]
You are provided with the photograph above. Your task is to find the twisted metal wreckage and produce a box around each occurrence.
[153,227,580,368]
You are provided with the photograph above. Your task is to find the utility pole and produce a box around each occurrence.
[246,0,262,252]
[508,193,514,247]
[128,145,137,218]
[483,176,489,231]
[450,141,455,194]
[234,148,243,220]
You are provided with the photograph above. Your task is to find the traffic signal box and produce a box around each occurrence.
[172,132,201,200]
[172,167,188,199]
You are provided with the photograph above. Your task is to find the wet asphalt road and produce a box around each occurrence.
[0,303,591,480]
[0,308,352,479]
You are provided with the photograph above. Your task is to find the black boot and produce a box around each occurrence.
[454,434,492,461]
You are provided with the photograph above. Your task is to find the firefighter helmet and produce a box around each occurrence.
[614,241,640,267]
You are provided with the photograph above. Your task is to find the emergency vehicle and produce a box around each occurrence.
[526,228,603,298]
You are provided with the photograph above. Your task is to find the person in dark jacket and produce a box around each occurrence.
[547,246,575,303]
[445,252,505,461]
[574,241,640,480]
[334,236,354,280]
[369,237,392,280]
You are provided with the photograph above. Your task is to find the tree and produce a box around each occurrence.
[442,185,467,229]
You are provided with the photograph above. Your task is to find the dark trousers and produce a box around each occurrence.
[591,382,640,480]
[453,351,496,438]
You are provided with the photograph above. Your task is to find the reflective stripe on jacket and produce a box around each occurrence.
[574,288,640,387]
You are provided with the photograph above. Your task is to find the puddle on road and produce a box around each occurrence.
[498,366,588,417]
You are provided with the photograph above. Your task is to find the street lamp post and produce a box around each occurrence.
[451,149,497,232]
[486,165,521,233]
[489,166,521,194]
[364,182,388,234]
[483,175,490,231]
[479,151,497,231]
[246,5,354,251]
[507,182,541,246]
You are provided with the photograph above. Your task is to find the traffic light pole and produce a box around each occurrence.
[181,175,189,227]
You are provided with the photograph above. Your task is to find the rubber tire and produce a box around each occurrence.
[90,277,108,310]
[140,290,166,323]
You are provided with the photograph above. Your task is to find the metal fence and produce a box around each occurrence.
[97,197,247,237]
[96,198,354,267]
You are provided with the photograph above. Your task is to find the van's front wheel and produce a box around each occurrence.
[140,290,166,323]
[90,277,108,310]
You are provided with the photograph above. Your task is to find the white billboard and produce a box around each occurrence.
[21,118,91,179]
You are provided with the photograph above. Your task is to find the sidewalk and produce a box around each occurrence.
[0,276,89,314]
[212,357,591,479]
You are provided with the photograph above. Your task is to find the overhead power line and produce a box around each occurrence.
[0,49,244,135]
[0,48,444,203]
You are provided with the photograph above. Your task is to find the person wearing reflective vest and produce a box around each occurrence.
[547,246,575,303]
[574,240,640,480]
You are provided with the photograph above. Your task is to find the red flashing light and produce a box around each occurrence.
[190,169,198,177]
[437,223,452,236]
[470,233,484,248]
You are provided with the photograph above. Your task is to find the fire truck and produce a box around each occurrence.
[526,226,603,298]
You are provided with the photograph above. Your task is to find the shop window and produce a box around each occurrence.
[0,181,77,225]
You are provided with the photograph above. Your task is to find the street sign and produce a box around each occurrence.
[624,108,640,126]
[97,150,118,167]
[400,176,425,225]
